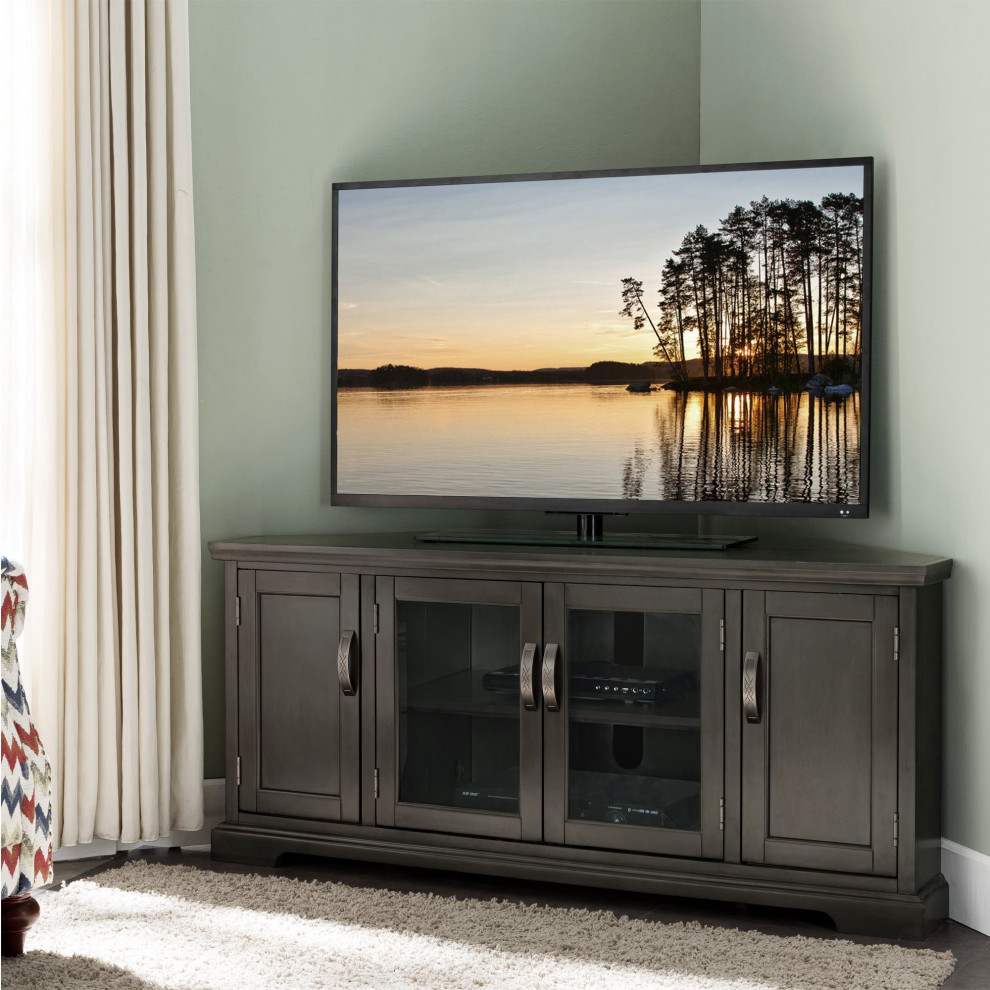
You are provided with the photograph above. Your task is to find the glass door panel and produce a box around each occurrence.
[377,577,542,842]
[544,584,723,859]
[566,608,701,833]
[398,600,520,813]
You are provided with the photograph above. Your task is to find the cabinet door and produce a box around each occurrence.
[740,591,897,875]
[238,569,361,822]
[543,584,725,859]
[375,576,543,841]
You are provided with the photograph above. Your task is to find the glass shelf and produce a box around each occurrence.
[404,669,518,718]
[568,706,700,729]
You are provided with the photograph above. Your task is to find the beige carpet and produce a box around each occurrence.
[4,861,954,990]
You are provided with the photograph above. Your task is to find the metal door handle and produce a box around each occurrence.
[542,643,560,712]
[743,650,761,723]
[338,629,357,696]
[520,643,539,711]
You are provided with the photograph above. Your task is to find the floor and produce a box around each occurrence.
[46,848,990,989]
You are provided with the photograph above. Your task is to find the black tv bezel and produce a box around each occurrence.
[330,156,873,519]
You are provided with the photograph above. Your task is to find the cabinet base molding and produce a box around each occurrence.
[212,823,948,941]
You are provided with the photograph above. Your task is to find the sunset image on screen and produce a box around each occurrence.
[334,165,866,506]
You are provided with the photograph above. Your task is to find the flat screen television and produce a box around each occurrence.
[332,158,872,543]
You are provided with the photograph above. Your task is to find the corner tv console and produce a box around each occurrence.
[209,534,950,939]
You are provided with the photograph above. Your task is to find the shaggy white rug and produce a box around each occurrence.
[3,861,954,990]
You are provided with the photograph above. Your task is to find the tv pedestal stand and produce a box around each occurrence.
[418,512,756,551]
[575,511,605,542]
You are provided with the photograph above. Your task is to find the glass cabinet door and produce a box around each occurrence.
[375,577,542,841]
[543,584,724,858]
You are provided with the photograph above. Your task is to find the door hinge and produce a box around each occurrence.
[893,626,899,663]
[719,618,725,652]
[893,812,899,847]
[373,768,380,800]
[373,604,380,635]
[719,796,725,830]
[236,755,241,787]
[235,596,241,627]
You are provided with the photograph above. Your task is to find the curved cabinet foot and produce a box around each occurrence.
[2,893,41,956]
[826,875,949,941]
[212,825,286,867]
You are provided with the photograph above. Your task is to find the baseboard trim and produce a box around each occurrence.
[54,779,225,862]
[942,838,990,935]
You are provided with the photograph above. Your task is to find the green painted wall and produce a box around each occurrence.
[700,0,990,855]
[189,0,702,778]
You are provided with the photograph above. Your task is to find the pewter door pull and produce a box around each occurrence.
[520,643,539,711]
[743,650,761,723]
[338,629,357,696]
[542,643,560,712]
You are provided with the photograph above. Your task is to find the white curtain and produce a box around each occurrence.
[0,0,203,847]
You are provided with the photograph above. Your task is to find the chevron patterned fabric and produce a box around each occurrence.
[2,557,53,897]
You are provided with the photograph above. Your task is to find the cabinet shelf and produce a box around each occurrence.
[402,673,702,727]
[403,669,518,718]
[568,687,700,728]
[568,706,700,729]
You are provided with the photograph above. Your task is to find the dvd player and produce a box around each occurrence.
[481,661,695,703]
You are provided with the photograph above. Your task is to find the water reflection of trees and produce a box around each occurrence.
[622,392,860,503]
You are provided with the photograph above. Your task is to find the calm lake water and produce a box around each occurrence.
[336,383,861,504]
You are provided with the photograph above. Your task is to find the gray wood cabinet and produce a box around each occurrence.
[210,535,951,939]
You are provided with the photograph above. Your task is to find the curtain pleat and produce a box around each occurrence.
[92,0,121,845]
[109,0,139,843]
[163,0,203,831]
[146,0,170,843]
[73,0,98,844]
[59,0,82,848]
[35,0,203,849]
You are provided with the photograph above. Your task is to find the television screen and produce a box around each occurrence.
[332,159,871,517]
